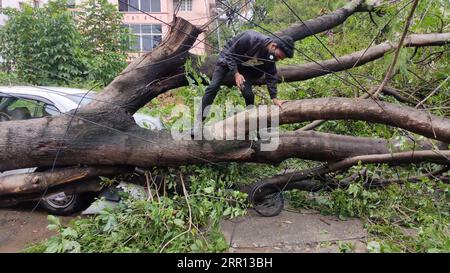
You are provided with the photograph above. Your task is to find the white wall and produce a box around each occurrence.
[0,0,49,25]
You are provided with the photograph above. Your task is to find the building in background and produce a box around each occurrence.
[115,0,216,57]
[0,0,49,25]
[0,0,217,59]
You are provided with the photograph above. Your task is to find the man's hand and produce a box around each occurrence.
[272,98,285,108]
[234,72,246,89]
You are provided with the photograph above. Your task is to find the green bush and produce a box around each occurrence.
[26,165,249,253]
[0,0,129,86]
[285,167,450,253]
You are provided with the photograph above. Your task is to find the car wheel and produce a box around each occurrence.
[40,191,97,216]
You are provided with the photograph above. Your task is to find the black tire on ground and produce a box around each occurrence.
[34,167,99,215]
[249,180,284,217]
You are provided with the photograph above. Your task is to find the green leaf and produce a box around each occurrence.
[173,218,185,228]
[45,236,61,253]
[47,224,59,231]
[62,240,81,253]
[367,241,381,253]
[47,215,60,226]
[348,184,360,197]
[61,227,78,238]
[223,207,232,216]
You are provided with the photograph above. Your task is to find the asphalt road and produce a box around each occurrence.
[0,204,76,253]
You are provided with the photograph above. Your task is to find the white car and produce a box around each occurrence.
[0,86,164,215]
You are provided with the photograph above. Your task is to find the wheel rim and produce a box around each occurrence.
[44,192,75,209]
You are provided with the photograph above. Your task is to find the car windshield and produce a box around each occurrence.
[65,93,95,106]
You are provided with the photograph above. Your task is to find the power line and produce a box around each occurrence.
[215,0,427,136]
[30,84,100,213]
[3,0,442,211]
[215,0,375,93]
[0,90,230,168]
[280,0,371,94]
[118,0,374,93]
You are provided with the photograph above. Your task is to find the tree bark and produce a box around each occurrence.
[274,0,369,41]
[1,98,449,172]
[209,98,450,143]
[1,4,449,200]
[0,166,130,196]
[82,17,202,114]
[253,150,450,192]
[194,33,450,89]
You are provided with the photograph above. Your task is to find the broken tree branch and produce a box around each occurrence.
[373,0,419,97]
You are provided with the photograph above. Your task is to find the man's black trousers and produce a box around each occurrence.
[198,65,255,121]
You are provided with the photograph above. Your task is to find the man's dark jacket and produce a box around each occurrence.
[217,30,279,99]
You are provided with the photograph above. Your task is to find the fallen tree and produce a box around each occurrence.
[0,0,448,204]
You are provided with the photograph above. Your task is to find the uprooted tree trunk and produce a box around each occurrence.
[0,0,449,203]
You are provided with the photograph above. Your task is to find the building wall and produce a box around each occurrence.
[0,0,49,25]
[112,0,215,56]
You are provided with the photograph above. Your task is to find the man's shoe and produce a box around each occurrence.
[190,126,202,139]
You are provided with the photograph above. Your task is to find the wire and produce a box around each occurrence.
[350,0,415,71]
[232,0,433,204]
[1,1,257,182]
[0,90,230,168]
[215,0,379,94]
[280,0,370,94]
[118,0,371,94]
[30,84,100,213]
[216,0,408,131]
[3,0,442,212]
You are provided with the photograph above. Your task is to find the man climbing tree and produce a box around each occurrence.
[193,30,294,137]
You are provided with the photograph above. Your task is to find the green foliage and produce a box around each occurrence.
[338,241,355,253]
[26,165,249,253]
[0,0,128,86]
[15,0,450,253]
[285,169,450,253]
[76,0,129,85]
[0,71,25,85]
[0,1,86,85]
[42,215,81,253]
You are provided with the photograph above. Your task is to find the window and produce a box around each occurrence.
[123,24,162,52]
[65,94,95,106]
[33,0,39,8]
[118,0,161,12]
[175,0,192,11]
[0,97,50,121]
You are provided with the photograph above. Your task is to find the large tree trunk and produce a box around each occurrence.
[0,2,449,200]
[1,97,449,172]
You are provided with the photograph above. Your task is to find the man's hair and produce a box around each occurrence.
[271,35,294,58]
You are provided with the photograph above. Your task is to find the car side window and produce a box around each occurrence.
[43,104,60,116]
[0,97,15,121]
[5,98,46,120]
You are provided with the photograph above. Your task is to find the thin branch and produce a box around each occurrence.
[415,76,450,108]
[373,0,420,97]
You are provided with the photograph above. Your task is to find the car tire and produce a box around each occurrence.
[34,167,98,215]
[40,191,97,216]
